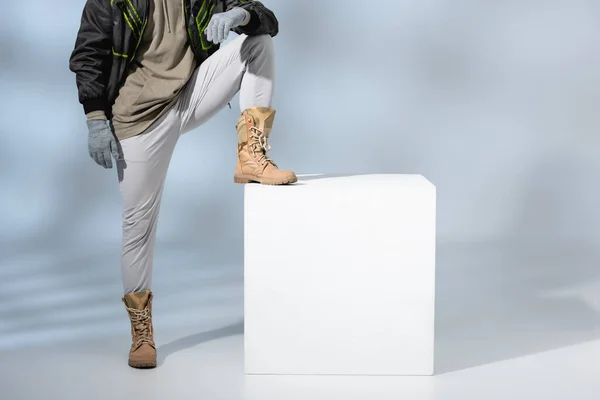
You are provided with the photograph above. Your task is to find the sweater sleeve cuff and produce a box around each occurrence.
[86,110,108,120]
[82,98,107,115]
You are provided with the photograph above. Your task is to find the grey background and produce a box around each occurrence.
[1,0,599,375]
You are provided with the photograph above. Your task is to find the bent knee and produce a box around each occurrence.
[242,34,274,57]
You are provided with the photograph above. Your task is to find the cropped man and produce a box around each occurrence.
[69,0,296,369]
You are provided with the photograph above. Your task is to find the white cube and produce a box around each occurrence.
[244,174,436,376]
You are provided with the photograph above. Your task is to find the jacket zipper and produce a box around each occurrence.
[184,0,195,50]
[184,0,206,63]
[130,0,149,61]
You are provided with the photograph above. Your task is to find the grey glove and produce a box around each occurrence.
[205,7,248,44]
[86,119,119,169]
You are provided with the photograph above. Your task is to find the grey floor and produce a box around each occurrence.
[1,240,600,399]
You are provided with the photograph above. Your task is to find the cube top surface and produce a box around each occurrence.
[244,174,435,194]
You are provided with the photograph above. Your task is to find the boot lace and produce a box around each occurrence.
[249,126,277,168]
[126,306,154,347]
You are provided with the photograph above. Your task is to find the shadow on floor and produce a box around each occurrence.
[434,240,600,375]
[157,320,244,365]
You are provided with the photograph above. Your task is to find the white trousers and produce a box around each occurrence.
[116,34,275,294]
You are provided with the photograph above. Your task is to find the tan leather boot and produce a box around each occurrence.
[234,107,297,185]
[122,290,157,369]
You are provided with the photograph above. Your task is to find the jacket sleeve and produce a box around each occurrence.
[69,0,114,114]
[225,0,279,37]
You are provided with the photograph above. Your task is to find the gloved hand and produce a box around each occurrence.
[86,119,119,169]
[205,7,248,44]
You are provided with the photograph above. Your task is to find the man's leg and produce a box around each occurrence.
[116,108,181,369]
[178,33,274,131]
[177,33,296,184]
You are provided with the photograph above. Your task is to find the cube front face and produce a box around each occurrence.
[244,175,436,376]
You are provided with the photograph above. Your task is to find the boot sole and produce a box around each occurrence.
[234,175,298,185]
[128,361,157,369]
